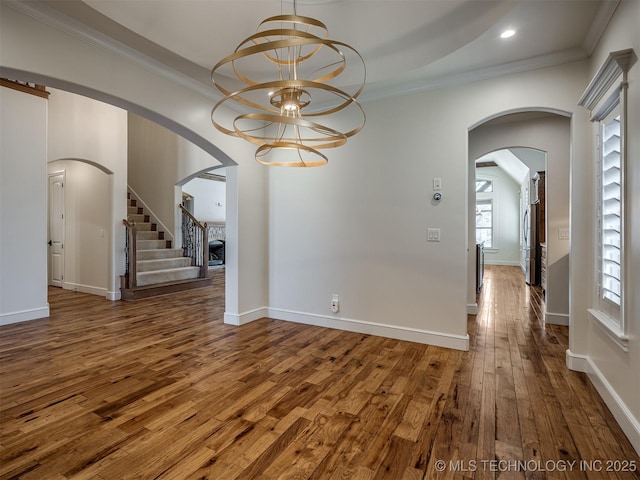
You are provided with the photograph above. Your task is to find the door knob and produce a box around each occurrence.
[48,240,52,246]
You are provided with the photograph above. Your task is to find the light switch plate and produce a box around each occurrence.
[427,228,441,242]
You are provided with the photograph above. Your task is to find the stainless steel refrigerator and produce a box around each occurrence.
[523,202,540,285]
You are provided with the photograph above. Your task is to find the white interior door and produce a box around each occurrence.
[48,172,65,287]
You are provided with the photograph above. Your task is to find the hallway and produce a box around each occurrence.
[0,266,638,479]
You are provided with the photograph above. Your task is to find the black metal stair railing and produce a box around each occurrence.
[179,205,208,278]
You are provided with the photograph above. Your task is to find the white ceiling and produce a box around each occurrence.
[9,0,619,101]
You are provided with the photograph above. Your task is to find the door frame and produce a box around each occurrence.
[48,170,65,287]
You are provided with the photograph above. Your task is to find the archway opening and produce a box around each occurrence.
[468,110,572,327]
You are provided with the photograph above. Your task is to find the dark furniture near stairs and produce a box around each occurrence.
[209,240,225,266]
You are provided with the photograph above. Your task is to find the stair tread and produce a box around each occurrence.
[137,248,183,252]
[136,248,184,261]
[137,240,168,247]
[136,257,192,272]
[136,266,201,286]
[137,232,161,239]
[137,258,188,264]
[138,266,199,275]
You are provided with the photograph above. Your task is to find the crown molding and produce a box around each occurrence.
[578,48,635,111]
[581,0,620,56]
[362,47,588,103]
[2,0,218,102]
[5,0,619,109]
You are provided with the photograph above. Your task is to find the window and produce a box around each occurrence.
[579,48,633,350]
[599,110,622,307]
[475,179,493,192]
[475,199,493,248]
[475,179,494,248]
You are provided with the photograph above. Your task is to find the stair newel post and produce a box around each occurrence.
[201,222,208,278]
[123,219,138,289]
[130,223,138,288]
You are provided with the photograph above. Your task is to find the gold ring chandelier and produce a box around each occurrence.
[211,4,366,167]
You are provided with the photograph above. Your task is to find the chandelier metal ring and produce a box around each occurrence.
[211,10,366,167]
[256,142,328,167]
[211,79,365,135]
[233,113,348,148]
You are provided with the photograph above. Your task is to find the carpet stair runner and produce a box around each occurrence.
[121,195,212,300]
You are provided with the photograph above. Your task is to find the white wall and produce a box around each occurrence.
[48,88,127,300]
[183,176,226,224]
[268,60,589,351]
[128,113,224,238]
[475,166,520,266]
[0,87,49,324]
[48,160,110,297]
[469,114,571,323]
[0,3,269,320]
[567,0,640,454]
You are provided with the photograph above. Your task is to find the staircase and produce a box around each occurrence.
[120,195,212,300]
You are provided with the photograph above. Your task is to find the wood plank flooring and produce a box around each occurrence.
[1,266,638,479]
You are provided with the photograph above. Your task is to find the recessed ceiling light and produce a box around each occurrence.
[500,29,516,39]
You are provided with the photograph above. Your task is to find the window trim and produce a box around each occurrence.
[587,308,629,352]
[475,179,493,193]
[578,48,633,351]
[475,199,494,249]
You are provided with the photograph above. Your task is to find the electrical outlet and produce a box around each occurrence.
[331,294,340,313]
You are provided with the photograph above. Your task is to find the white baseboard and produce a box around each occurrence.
[107,290,121,301]
[545,311,569,326]
[566,349,640,456]
[224,307,268,326]
[0,305,50,325]
[565,349,590,371]
[63,282,108,298]
[268,308,470,351]
[467,303,478,315]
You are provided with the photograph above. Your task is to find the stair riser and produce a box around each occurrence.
[120,277,214,300]
[136,267,200,286]
[128,214,149,223]
[136,231,162,240]
[133,223,153,231]
[137,257,192,272]
[136,248,185,261]
[137,240,168,250]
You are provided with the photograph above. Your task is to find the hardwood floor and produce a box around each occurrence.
[1,266,638,479]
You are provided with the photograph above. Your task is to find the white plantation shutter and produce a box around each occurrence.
[600,113,622,306]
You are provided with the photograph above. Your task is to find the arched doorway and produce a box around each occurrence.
[468,110,571,327]
[474,147,546,277]
[3,74,240,309]
[47,159,113,297]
